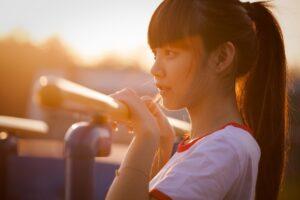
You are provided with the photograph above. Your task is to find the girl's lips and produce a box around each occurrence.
[156,84,170,91]
[156,84,171,96]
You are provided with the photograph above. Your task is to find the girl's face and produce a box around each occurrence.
[151,39,212,110]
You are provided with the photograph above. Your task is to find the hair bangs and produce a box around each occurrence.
[148,0,200,50]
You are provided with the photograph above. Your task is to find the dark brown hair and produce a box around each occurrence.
[148,0,289,199]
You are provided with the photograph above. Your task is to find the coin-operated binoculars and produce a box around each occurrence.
[35,76,190,200]
[0,116,48,199]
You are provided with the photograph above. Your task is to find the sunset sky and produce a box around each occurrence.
[0,0,299,69]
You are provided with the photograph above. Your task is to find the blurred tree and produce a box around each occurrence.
[0,35,76,117]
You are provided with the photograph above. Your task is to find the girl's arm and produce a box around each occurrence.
[150,139,174,179]
[106,135,171,200]
[105,89,175,200]
[144,97,176,180]
[105,136,158,200]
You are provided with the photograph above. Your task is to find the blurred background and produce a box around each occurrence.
[0,0,299,199]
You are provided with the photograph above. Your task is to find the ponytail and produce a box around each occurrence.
[240,2,289,199]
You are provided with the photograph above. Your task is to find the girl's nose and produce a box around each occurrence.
[151,61,165,78]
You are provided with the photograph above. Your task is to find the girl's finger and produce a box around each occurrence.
[109,89,161,138]
[148,100,166,120]
[141,96,157,113]
[110,88,149,119]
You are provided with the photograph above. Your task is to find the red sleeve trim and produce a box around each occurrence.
[150,189,172,200]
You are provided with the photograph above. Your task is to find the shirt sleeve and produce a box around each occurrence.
[149,138,241,200]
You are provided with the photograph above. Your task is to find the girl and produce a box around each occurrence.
[105,0,288,200]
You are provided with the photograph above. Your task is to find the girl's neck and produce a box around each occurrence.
[187,89,243,140]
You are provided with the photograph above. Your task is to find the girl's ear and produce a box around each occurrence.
[208,42,236,74]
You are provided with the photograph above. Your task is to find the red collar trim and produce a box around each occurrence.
[149,189,172,200]
[177,122,252,153]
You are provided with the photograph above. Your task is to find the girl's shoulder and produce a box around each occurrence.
[175,122,261,164]
[213,123,261,160]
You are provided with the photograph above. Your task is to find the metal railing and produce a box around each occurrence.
[0,116,48,199]
[35,76,191,200]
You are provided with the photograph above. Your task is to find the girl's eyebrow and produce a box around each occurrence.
[164,44,184,51]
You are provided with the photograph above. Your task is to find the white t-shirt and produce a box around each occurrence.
[149,122,261,200]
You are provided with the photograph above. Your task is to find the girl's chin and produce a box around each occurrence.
[160,97,183,111]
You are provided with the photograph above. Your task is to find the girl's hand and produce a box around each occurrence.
[140,96,176,146]
[109,88,160,144]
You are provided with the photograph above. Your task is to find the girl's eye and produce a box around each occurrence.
[151,48,177,60]
[164,50,176,58]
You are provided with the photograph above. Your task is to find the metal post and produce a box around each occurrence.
[64,117,112,200]
[0,132,18,200]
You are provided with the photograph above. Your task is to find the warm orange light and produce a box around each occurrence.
[0,131,8,140]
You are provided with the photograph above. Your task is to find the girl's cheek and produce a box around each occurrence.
[165,55,189,81]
